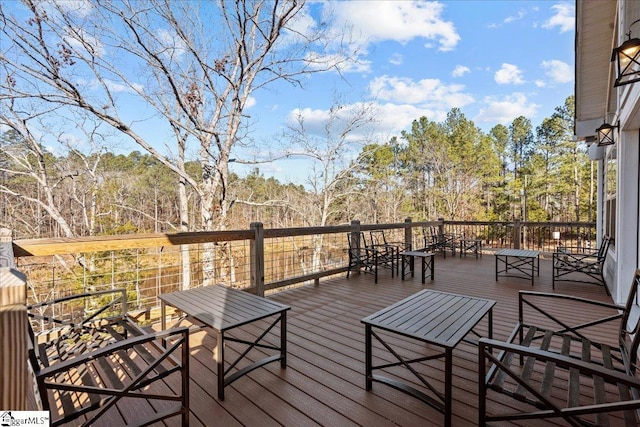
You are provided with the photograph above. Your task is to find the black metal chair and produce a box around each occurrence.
[347,232,379,283]
[423,226,457,258]
[553,235,611,294]
[27,289,190,426]
[479,269,640,426]
[369,230,407,274]
[364,231,395,278]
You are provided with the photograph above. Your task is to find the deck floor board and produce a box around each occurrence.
[189,255,620,426]
[41,254,622,426]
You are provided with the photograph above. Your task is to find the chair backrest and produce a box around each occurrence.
[369,230,387,246]
[619,269,640,375]
[597,235,612,259]
[347,232,367,255]
[420,226,435,246]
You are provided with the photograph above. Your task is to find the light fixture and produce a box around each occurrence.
[596,118,618,146]
[612,19,640,87]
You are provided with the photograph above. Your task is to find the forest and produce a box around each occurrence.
[0,2,591,240]
[1,95,593,240]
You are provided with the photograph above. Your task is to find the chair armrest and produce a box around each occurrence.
[479,337,640,389]
[28,288,127,310]
[28,288,128,328]
[518,291,623,339]
[35,326,189,378]
[555,246,598,255]
[518,291,621,310]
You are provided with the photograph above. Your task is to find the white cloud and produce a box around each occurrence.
[282,7,318,45]
[64,28,105,57]
[494,63,525,85]
[157,29,187,61]
[541,59,573,84]
[504,9,526,23]
[305,52,372,73]
[452,65,470,77]
[542,3,574,33]
[368,75,474,109]
[475,93,539,124]
[535,80,546,87]
[245,96,257,109]
[389,53,403,66]
[94,79,144,94]
[286,101,440,142]
[52,0,94,18]
[329,1,460,52]
[375,102,445,133]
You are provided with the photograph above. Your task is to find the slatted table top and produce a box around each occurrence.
[159,285,290,332]
[495,249,540,258]
[361,290,495,348]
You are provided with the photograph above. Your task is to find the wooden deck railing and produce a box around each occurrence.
[8,219,596,303]
[0,218,596,413]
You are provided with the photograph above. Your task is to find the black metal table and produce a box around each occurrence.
[495,248,540,286]
[459,238,482,259]
[362,290,495,427]
[400,250,435,283]
[160,285,290,400]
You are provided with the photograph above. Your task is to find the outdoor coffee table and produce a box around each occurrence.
[400,250,435,283]
[362,290,495,427]
[459,238,482,259]
[495,248,540,286]
[159,285,290,400]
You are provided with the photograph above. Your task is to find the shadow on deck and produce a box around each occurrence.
[172,253,616,427]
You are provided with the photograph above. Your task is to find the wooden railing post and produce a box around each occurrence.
[250,222,265,296]
[0,228,27,410]
[513,219,521,249]
[438,218,445,236]
[350,220,361,250]
[404,218,412,250]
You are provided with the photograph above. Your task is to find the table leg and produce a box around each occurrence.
[281,311,287,368]
[495,256,498,281]
[531,257,535,287]
[444,347,452,427]
[160,301,167,348]
[216,330,225,400]
[161,301,166,330]
[411,255,415,278]
[365,324,372,390]
[430,255,435,280]
[488,308,493,340]
[420,256,426,284]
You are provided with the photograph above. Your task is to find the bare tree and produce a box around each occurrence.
[284,99,379,271]
[1,0,349,231]
[1,0,352,286]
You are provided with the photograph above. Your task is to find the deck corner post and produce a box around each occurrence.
[438,218,445,236]
[0,228,14,268]
[513,219,521,249]
[0,228,27,410]
[404,218,412,250]
[350,219,361,249]
[250,222,265,297]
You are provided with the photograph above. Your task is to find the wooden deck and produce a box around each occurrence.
[35,253,621,426]
[167,253,619,427]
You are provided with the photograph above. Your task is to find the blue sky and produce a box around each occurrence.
[235,1,575,182]
[3,1,575,186]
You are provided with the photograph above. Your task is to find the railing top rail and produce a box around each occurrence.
[443,220,595,227]
[360,220,441,231]
[264,224,352,238]
[11,220,597,258]
[13,229,255,257]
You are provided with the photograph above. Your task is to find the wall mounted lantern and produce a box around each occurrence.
[596,119,619,146]
[612,19,640,87]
